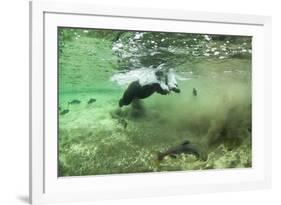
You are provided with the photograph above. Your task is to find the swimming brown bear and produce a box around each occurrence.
[118,66,181,107]
[119,80,179,107]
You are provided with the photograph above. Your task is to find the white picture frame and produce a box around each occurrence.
[29,1,272,204]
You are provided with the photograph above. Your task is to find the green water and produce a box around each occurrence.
[58,28,252,176]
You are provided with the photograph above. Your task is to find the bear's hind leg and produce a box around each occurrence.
[119,81,140,107]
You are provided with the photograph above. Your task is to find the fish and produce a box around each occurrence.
[118,118,128,129]
[192,88,197,96]
[87,98,96,104]
[157,140,201,161]
[247,127,252,133]
[68,99,81,105]
[60,109,70,115]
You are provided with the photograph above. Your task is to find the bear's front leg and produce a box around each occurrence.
[171,87,181,93]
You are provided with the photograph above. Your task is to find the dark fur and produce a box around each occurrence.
[119,81,169,107]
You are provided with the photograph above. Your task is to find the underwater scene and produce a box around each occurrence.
[58,27,252,176]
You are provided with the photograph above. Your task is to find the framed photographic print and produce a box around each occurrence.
[29,1,272,204]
